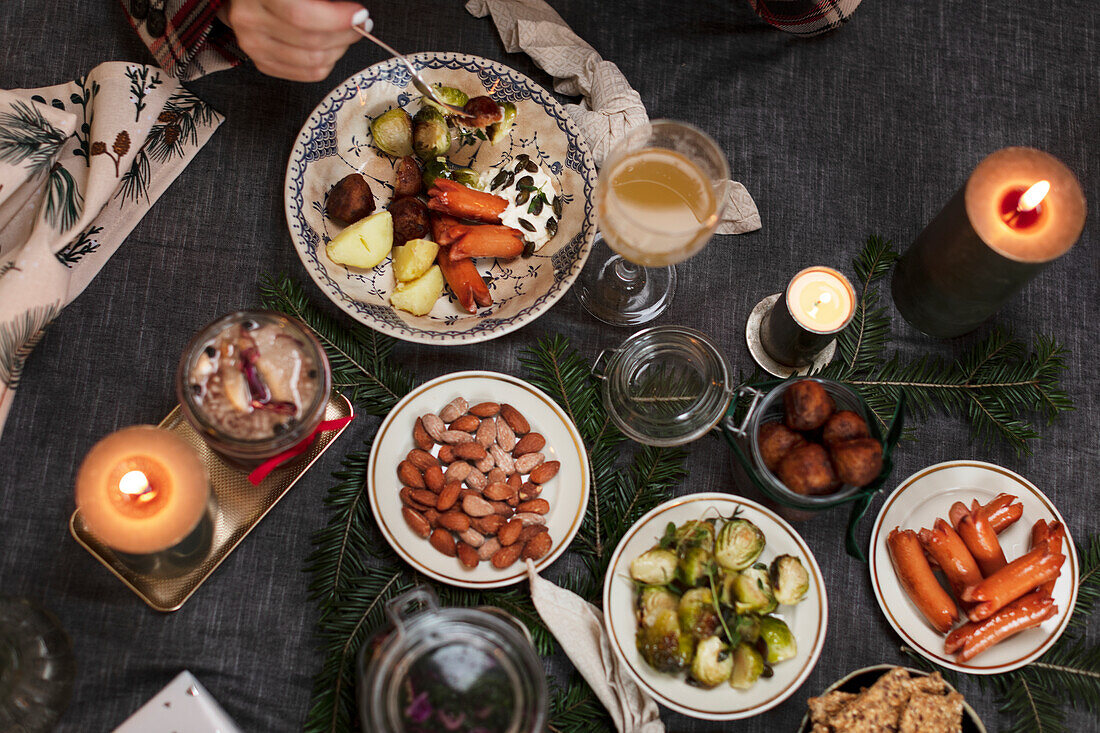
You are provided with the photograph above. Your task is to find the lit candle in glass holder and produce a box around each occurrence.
[75,426,211,572]
[760,266,855,369]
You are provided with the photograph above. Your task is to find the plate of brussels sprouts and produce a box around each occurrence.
[602,493,827,720]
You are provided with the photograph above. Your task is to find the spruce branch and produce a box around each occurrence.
[548,676,614,733]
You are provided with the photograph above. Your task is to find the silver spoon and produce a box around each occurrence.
[351,21,467,117]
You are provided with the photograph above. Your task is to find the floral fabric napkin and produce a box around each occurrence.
[466,0,762,235]
[0,62,222,436]
[526,561,665,733]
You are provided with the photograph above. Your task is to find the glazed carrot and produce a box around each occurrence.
[919,518,984,599]
[888,528,959,633]
[429,213,464,247]
[961,545,1064,621]
[953,591,1056,663]
[436,245,492,313]
[957,509,1008,576]
[1038,522,1066,596]
[449,224,525,260]
[427,179,507,223]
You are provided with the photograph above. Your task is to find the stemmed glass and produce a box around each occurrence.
[575,120,729,325]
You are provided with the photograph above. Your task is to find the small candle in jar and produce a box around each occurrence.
[761,267,855,368]
[75,426,209,555]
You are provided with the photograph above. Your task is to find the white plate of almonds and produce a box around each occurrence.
[367,370,590,588]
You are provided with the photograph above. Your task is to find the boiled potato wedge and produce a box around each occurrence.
[392,238,439,282]
[390,265,444,315]
[326,210,393,269]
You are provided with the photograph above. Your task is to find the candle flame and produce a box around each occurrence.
[1017,180,1050,212]
[119,470,154,501]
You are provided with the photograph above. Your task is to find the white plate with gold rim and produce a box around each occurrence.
[869,460,1077,674]
[602,493,828,720]
[368,371,589,588]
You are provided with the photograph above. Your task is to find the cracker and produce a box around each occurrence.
[830,667,913,732]
[809,690,857,724]
[898,690,964,733]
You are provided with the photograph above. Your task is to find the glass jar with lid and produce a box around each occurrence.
[357,586,547,733]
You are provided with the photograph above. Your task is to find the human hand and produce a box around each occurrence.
[219,0,372,82]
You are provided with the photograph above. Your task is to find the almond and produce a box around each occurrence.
[490,500,514,516]
[465,467,487,490]
[478,537,501,561]
[456,542,480,569]
[529,461,560,484]
[424,508,440,527]
[507,472,522,490]
[439,397,468,424]
[410,489,438,508]
[518,524,548,543]
[440,429,474,445]
[512,432,545,457]
[517,498,550,514]
[413,417,434,450]
[514,512,546,526]
[491,543,523,568]
[423,465,444,492]
[429,528,457,557]
[402,507,431,538]
[471,514,505,535]
[400,487,431,512]
[458,528,485,548]
[454,442,488,461]
[519,482,542,501]
[476,418,497,448]
[438,510,470,532]
[421,413,447,442]
[498,518,523,546]
[470,402,500,417]
[397,460,425,489]
[506,492,520,507]
[500,404,529,435]
[521,531,553,561]
[514,452,545,475]
[488,468,507,485]
[444,461,472,484]
[475,454,495,473]
[436,482,462,512]
[437,445,457,464]
[462,494,495,517]
[490,444,515,474]
[407,448,439,470]
[483,482,513,501]
[496,418,516,451]
[450,414,480,433]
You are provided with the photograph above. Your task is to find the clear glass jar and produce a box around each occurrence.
[176,310,331,464]
[594,325,732,446]
[0,597,75,732]
[357,586,547,733]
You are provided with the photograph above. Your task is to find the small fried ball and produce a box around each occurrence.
[758,421,805,472]
[830,438,883,487]
[325,174,375,224]
[822,410,870,447]
[783,379,835,431]
[778,442,839,495]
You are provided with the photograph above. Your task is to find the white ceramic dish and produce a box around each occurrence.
[367,371,589,588]
[869,460,1078,674]
[285,52,597,345]
[602,493,828,720]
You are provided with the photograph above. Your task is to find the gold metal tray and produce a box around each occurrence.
[70,392,354,612]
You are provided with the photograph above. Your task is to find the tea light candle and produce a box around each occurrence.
[75,426,209,555]
[761,267,855,368]
[892,147,1086,337]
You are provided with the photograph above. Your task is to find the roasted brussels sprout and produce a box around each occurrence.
[734,613,761,644]
[486,101,517,144]
[675,519,716,552]
[715,518,765,571]
[421,85,470,117]
[630,548,678,585]
[690,636,733,688]
[770,555,810,606]
[729,642,765,689]
[638,586,679,628]
[421,158,482,191]
[678,588,720,640]
[370,108,414,157]
[412,107,451,160]
[677,545,712,587]
[758,616,797,664]
[717,571,738,607]
[636,609,693,673]
[733,565,777,615]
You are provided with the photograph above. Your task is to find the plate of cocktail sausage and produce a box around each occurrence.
[869,460,1077,674]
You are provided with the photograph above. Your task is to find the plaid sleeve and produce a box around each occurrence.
[120,0,246,81]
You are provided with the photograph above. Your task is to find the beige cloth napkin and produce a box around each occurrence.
[526,561,665,733]
[466,0,762,235]
[0,62,222,435]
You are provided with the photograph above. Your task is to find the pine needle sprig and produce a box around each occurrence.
[260,274,413,415]
[1067,535,1100,634]
[548,676,614,733]
[434,584,557,657]
[835,234,898,376]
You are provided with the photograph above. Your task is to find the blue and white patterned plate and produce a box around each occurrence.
[284,52,598,345]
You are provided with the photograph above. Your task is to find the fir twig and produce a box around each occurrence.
[548,676,614,733]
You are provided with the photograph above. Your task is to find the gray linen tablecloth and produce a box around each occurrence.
[1,1,1097,730]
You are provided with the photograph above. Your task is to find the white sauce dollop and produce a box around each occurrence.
[479,158,560,251]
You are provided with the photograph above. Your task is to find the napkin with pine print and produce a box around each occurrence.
[466,0,762,235]
[0,62,222,436]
